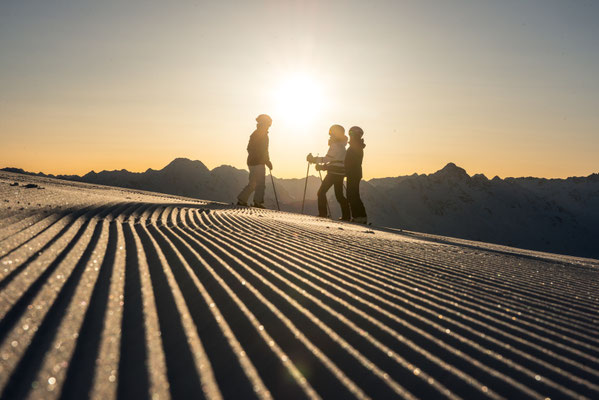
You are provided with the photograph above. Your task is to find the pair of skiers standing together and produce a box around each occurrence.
[237,114,367,224]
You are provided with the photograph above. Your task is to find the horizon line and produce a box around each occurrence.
[3,159,597,182]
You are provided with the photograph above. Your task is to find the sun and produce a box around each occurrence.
[273,75,325,127]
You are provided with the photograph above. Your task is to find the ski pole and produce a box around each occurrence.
[318,169,332,218]
[301,162,310,214]
[269,168,280,211]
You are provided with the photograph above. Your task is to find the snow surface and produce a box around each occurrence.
[0,171,598,399]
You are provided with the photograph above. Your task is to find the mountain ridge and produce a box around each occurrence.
[3,159,598,259]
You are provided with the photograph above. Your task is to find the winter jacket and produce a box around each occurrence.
[344,138,365,179]
[246,129,270,166]
[314,137,347,175]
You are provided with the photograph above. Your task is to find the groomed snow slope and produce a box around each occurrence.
[0,171,598,400]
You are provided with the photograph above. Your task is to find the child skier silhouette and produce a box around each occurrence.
[307,124,351,220]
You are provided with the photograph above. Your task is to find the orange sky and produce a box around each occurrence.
[1,1,598,179]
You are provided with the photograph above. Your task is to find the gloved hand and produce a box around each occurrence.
[266,160,273,170]
[306,153,314,163]
[315,164,326,171]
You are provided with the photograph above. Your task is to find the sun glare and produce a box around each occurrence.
[273,75,325,127]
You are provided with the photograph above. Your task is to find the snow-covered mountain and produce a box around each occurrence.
[4,159,598,258]
[365,163,599,259]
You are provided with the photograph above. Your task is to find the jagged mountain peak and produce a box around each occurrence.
[432,162,470,180]
[161,158,209,174]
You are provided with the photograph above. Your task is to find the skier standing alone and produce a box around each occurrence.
[307,124,351,220]
[237,114,273,208]
[345,126,368,223]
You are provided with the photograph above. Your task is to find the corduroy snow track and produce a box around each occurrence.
[0,172,598,400]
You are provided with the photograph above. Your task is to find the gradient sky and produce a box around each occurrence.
[1,0,598,179]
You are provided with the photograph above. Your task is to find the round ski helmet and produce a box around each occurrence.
[349,126,364,138]
[256,114,272,126]
[328,124,345,138]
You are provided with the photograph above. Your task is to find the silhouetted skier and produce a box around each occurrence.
[307,124,351,220]
[345,126,368,223]
[237,114,273,208]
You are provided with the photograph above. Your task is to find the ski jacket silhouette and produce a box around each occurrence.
[345,131,367,220]
[246,130,270,167]
[312,136,348,176]
[345,138,364,179]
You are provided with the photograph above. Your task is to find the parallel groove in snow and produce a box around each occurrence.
[0,200,598,399]
[197,212,548,398]
[173,211,357,399]
[179,210,414,399]
[218,212,598,368]
[223,211,599,346]
[263,218,599,343]
[263,215,599,322]
[185,211,468,399]
[223,212,599,377]
[209,211,598,396]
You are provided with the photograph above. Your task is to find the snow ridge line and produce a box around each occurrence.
[0,201,597,399]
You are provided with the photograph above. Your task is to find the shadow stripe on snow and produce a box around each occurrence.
[0,213,61,255]
[164,216,323,399]
[0,219,104,399]
[194,211,538,399]
[218,211,599,379]
[155,219,275,400]
[219,213,599,377]
[199,211,592,393]
[189,211,470,399]
[182,220,419,399]
[221,211,599,343]
[0,207,101,339]
[175,209,374,398]
[60,220,119,399]
[0,213,49,242]
[263,215,599,326]
[0,203,128,290]
[276,218,598,316]
[134,221,209,399]
[147,221,254,399]
[262,213,596,309]
[117,222,151,399]
[0,208,89,288]
[234,213,599,354]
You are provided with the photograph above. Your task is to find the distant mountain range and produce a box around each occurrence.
[4,158,599,259]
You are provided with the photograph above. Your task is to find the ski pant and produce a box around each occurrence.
[238,164,265,204]
[317,172,350,219]
[347,174,367,219]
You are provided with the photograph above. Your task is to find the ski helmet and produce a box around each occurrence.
[349,126,364,138]
[328,124,345,138]
[256,114,272,126]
